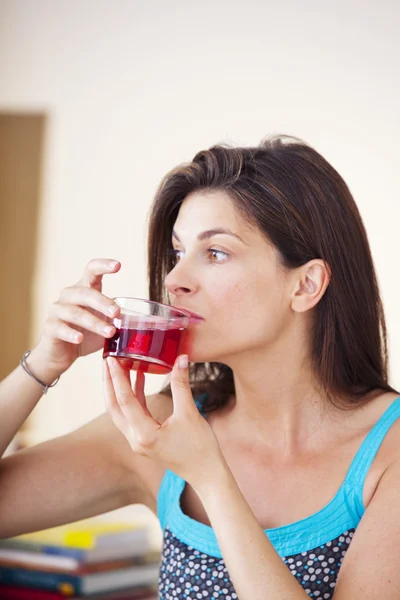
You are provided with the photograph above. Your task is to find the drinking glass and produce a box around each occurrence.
[103,297,190,374]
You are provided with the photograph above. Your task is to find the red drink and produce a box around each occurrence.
[103,323,187,374]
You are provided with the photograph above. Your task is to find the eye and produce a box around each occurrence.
[208,249,229,263]
[168,247,229,265]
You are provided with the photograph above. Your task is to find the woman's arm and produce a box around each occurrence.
[0,257,121,457]
[0,256,175,538]
[104,355,310,599]
[0,349,61,457]
[332,453,400,598]
[197,462,311,600]
[0,392,171,539]
[0,412,137,538]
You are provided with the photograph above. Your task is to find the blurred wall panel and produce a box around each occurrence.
[0,113,46,380]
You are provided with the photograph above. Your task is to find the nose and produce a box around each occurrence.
[164,260,198,299]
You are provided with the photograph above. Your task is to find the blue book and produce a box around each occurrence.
[0,562,160,596]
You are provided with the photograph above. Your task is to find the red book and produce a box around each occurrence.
[0,584,158,599]
[0,587,62,599]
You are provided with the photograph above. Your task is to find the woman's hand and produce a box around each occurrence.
[103,355,225,490]
[30,258,121,383]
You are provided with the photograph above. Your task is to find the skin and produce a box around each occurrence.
[165,190,340,452]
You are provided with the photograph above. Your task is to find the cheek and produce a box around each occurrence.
[217,274,285,316]
[214,274,290,341]
[186,268,290,362]
[219,283,246,311]
[207,277,251,321]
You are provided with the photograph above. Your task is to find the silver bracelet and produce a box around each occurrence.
[19,350,60,394]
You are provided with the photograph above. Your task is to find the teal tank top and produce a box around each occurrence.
[157,396,400,599]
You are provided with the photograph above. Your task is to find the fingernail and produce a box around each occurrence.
[178,354,188,369]
[108,305,119,317]
[103,325,114,335]
[109,260,119,269]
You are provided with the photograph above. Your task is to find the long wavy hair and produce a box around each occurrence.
[147,135,397,412]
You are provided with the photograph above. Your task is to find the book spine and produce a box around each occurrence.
[42,546,85,560]
[0,566,81,595]
[0,542,85,560]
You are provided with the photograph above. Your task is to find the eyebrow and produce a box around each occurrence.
[172,227,247,244]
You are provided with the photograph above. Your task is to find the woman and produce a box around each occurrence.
[1,135,400,599]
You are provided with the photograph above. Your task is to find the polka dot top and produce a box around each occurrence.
[157,396,400,599]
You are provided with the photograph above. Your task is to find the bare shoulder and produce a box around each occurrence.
[334,396,400,598]
[359,391,400,507]
[371,391,400,460]
[364,391,400,452]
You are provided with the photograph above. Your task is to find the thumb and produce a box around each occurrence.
[170,354,194,413]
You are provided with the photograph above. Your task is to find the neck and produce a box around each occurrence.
[223,332,341,456]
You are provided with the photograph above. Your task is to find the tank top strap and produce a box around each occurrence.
[345,396,400,488]
[157,468,181,531]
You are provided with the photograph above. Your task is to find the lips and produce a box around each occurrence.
[188,315,204,324]
[175,308,204,323]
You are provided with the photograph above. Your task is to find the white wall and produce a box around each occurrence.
[1,0,400,445]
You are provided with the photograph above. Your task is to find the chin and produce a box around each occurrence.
[185,345,230,366]
[182,329,239,365]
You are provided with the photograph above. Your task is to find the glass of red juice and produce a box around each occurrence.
[103,298,191,374]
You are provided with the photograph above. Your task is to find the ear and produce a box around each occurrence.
[290,259,331,313]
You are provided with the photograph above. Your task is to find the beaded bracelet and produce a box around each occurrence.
[19,350,60,394]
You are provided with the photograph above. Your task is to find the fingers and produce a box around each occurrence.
[50,302,116,339]
[104,363,152,418]
[44,318,84,344]
[102,360,129,436]
[47,259,121,345]
[81,258,121,290]
[59,286,119,319]
[134,371,153,418]
[170,354,194,415]
[106,358,157,440]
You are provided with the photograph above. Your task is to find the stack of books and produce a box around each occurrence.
[0,517,160,598]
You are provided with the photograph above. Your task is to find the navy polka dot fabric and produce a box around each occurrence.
[159,526,355,598]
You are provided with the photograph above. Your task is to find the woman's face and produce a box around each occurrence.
[164,190,295,365]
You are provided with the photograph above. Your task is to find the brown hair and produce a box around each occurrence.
[147,135,397,412]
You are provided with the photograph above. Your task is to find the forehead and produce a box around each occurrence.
[174,191,249,232]
[172,190,280,266]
